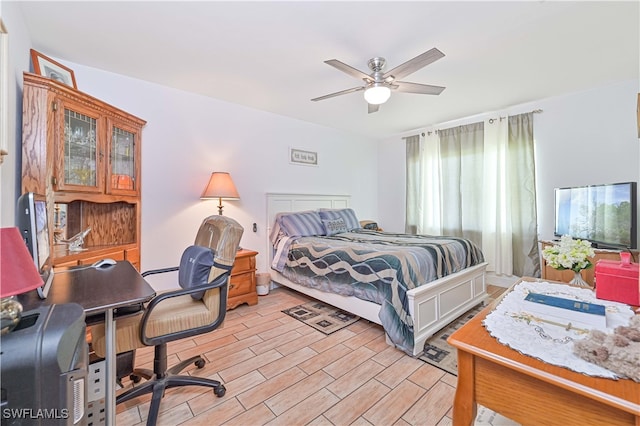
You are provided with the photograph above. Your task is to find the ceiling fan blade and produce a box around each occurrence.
[368,103,380,114]
[311,86,364,102]
[383,48,445,81]
[394,81,445,95]
[324,59,371,81]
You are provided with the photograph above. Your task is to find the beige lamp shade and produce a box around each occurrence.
[200,172,240,215]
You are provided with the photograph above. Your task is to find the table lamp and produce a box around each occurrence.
[200,172,240,215]
[0,227,44,334]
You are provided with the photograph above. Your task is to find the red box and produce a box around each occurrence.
[595,259,639,305]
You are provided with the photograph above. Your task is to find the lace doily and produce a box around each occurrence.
[482,280,635,379]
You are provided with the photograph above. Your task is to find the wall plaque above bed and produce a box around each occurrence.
[289,147,318,166]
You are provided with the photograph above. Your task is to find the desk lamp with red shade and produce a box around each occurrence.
[0,227,44,334]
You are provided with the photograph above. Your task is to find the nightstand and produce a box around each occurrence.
[228,249,258,310]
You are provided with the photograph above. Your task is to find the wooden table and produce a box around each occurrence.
[447,277,640,426]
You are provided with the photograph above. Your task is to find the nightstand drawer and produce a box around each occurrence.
[231,255,255,275]
[229,272,254,297]
[227,249,259,310]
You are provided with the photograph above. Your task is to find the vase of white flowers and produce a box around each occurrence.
[542,235,595,288]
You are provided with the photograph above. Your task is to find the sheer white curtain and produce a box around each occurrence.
[405,132,441,235]
[405,135,421,234]
[405,113,540,277]
[438,123,484,243]
[482,117,513,275]
[422,131,442,235]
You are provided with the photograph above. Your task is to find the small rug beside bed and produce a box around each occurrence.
[419,303,485,375]
[282,302,360,334]
[284,300,484,371]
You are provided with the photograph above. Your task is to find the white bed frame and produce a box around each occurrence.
[266,193,488,356]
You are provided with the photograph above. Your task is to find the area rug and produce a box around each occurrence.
[418,303,485,375]
[282,301,360,335]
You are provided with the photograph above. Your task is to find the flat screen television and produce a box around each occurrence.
[17,192,54,298]
[554,181,637,249]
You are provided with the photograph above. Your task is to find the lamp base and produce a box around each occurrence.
[1,297,23,335]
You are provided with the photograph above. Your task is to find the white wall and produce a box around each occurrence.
[377,79,640,246]
[377,139,406,232]
[0,1,31,227]
[529,80,639,243]
[40,63,380,289]
[1,2,379,291]
[4,1,638,291]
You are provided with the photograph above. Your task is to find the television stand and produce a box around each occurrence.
[540,241,638,286]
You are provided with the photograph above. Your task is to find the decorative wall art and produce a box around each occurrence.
[289,148,318,166]
[30,49,77,89]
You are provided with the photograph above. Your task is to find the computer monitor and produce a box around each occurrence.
[17,192,54,298]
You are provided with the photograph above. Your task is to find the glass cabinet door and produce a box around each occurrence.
[107,120,139,195]
[56,103,102,192]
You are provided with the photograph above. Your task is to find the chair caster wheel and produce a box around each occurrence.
[195,358,206,369]
[214,385,226,397]
[130,374,141,383]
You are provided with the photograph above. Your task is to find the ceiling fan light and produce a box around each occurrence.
[364,85,391,105]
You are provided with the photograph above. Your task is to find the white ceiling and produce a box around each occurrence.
[16,1,640,139]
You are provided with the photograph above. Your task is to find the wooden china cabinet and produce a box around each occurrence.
[21,72,146,269]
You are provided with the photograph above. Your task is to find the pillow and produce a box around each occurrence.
[322,218,348,236]
[269,212,288,246]
[318,208,360,230]
[178,245,215,300]
[278,210,325,237]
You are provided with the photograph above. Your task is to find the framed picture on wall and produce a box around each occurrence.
[30,49,77,89]
[289,147,318,166]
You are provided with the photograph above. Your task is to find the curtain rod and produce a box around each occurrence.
[488,109,543,124]
[417,109,544,136]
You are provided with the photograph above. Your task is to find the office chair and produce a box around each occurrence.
[91,215,243,425]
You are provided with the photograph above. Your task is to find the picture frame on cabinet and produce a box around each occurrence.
[30,49,77,89]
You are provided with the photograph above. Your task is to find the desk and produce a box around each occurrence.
[447,278,640,426]
[20,261,155,426]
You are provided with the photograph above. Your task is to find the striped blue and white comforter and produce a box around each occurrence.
[272,229,484,354]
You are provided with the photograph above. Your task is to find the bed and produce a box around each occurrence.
[266,193,488,356]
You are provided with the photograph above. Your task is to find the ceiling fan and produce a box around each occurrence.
[311,47,446,113]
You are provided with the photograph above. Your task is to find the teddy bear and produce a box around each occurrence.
[573,314,640,382]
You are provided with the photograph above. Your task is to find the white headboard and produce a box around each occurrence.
[265,193,350,263]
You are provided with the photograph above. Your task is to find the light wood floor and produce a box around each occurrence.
[113,285,507,425]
